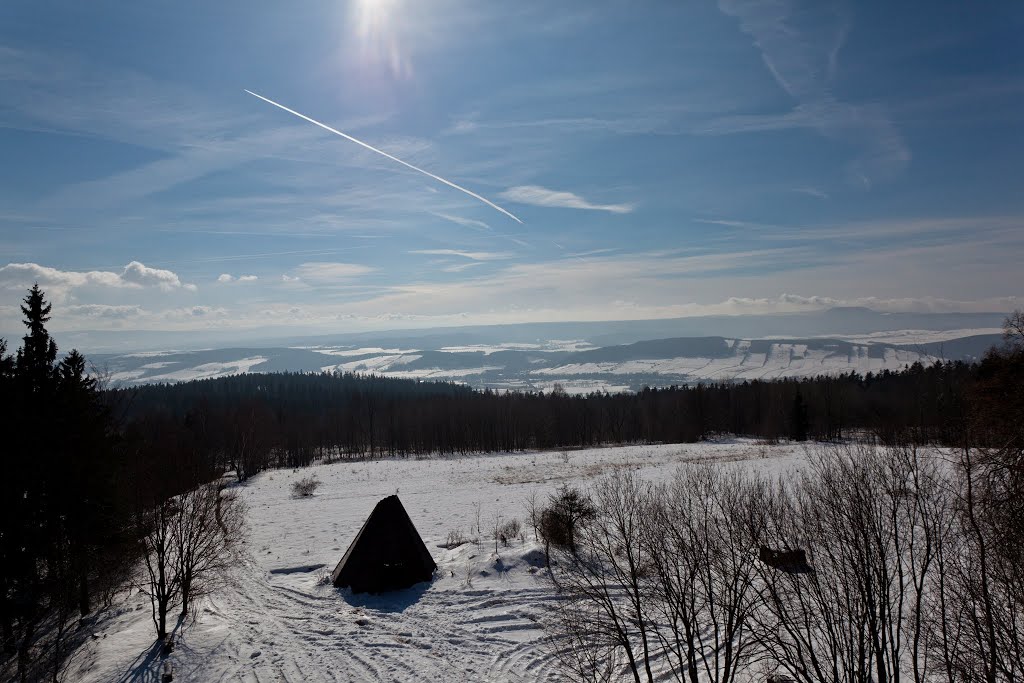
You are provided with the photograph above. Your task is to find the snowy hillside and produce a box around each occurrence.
[92,332,1001,393]
[68,441,809,682]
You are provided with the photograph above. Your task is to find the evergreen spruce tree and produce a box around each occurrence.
[15,284,58,396]
[6,284,61,679]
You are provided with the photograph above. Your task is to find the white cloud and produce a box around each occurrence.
[218,273,258,283]
[119,261,185,290]
[162,306,228,320]
[0,263,122,292]
[499,185,633,214]
[0,261,193,296]
[291,262,374,283]
[64,304,143,319]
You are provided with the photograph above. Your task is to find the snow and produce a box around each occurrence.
[438,340,597,354]
[109,361,183,382]
[140,357,269,383]
[534,379,633,395]
[320,354,424,373]
[814,327,1003,345]
[119,350,189,358]
[532,341,934,381]
[67,440,808,682]
[313,347,421,357]
[381,366,504,379]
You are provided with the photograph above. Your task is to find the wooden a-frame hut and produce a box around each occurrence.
[331,495,436,593]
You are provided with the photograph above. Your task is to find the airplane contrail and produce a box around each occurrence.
[244,89,523,224]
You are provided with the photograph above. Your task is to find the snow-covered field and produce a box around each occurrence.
[69,441,808,683]
[530,341,932,382]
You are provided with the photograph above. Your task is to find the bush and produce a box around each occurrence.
[444,528,467,548]
[496,518,522,547]
[291,476,320,498]
[538,485,595,552]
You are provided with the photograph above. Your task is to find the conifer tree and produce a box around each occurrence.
[15,284,58,396]
[5,284,61,680]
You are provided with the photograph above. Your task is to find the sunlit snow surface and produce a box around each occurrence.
[68,440,812,682]
[111,357,270,384]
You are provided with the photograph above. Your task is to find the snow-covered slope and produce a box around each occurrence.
[94,332,1001,392]
[68,441,808,682]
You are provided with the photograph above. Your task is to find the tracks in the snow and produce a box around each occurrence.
[195,563,560,682]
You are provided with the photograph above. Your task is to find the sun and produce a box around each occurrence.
[353,0,399,34]
[349,0,410,78]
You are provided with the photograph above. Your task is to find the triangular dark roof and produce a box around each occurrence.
[331,495,437,593]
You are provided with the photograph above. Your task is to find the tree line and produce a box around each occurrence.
[111,351,979,477]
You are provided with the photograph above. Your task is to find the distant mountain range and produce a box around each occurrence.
[91,323,1003,394]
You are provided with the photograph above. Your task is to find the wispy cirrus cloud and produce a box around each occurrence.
[716,0,910,186]
[441,262,487,273]
[499,185,633,214]
[431,213,490,231]
[410,249,511,261]
[290,262,375,283]
[793,186,829,200]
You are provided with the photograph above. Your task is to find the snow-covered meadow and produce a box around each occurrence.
[70,441,809,682]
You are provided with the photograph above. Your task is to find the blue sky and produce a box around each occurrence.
[1,0,1022,341]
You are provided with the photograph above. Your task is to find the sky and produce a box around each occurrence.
[1,0,1023,344]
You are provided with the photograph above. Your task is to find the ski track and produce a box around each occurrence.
[184,548,561,681]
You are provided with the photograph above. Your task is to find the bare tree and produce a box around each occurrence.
[928,446,1024,683]
[139,499,179,641]
[491,510,503,555]
[1003,309,1024,343]
[139,484,246,640]
[544,472,656,683]
[525,490,541,541]
[750,444,949,683]
[174,484,246,620]
[646,467,765,683]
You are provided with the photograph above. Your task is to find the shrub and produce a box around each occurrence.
[538,485,595,552]
[496,518,522,547]
[291,476,320,498]
[445,528,467,548]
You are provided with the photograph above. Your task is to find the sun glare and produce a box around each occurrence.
[351,0,410,78]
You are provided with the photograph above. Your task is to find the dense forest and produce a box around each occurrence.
[113,349,976,474]
[1,285,1022,681]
